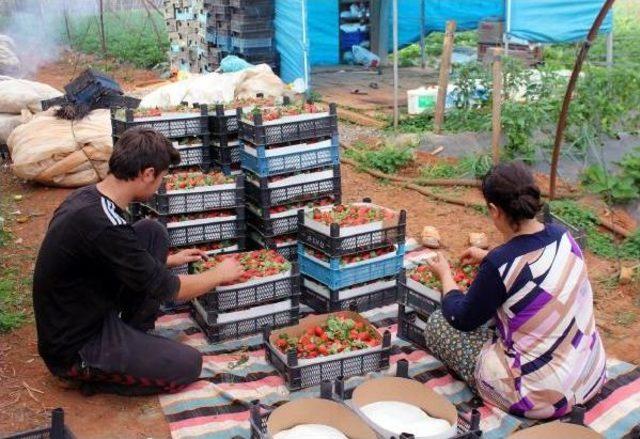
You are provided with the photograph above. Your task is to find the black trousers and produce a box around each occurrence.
[58,219,202,396]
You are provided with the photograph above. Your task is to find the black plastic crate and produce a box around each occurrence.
[248,225,298,261]
[170,138,213,169]
[247,204,299,236]
[230,0,273,8]
[4,408,75,439]
[238,104,337,147]
[263,324,392,391]
[161,207,245,247]
[195,262,299,312]
[212,137,241,166]
[398,269,441,318]
[153,174,244,215]
[231,29,273,40]
[64,68,121,99]
[245,166,341,208]
[298,199,407,257]
[397,304,429,351]
[209,103,239,134]
[110,105,210,140]
[301,275,398,313]
[192,296,300,343]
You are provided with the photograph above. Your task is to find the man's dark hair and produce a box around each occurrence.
[109,128,180,180]
[481,161,543,228]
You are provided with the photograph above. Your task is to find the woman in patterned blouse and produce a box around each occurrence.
[423,161,606,419]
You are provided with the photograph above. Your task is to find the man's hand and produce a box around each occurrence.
[424,252,451,280]
[167,248,208,268]
[460,247,488,265]
[210,257,244,286]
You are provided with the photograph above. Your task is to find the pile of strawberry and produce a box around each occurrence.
[246,102,319,122]
[166,210,234,223]
[122,104,197,119]
[165,171,234,191]
[311,204,394,227]
[408,263,479,291]
[306,246,395,266]
[194,249,291,284]
[274,315,380,359]
[250,198,334,216]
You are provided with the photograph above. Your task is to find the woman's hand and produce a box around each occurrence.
[424,252,452,280]
[460,247,488,265]
[167,248,208,268]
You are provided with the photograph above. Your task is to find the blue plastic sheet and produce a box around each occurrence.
[508,0,612,43]
[274,0,307,84]
[308,0,339,66]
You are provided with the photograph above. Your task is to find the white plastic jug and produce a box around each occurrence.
[407,87,437,115]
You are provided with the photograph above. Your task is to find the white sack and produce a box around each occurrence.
[140,64,285,108]
[0,79,62,114]
[0,111,30,144]
[7,109,112,187]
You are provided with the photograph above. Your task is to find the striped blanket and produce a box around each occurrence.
[155,304,640,439]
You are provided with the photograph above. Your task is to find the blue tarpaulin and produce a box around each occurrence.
[274,0,613,84]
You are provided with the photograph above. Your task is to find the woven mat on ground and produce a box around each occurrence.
[155,304,640,439]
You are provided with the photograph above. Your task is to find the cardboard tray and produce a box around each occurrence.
[350,376,458,439]
[265,398,378,439]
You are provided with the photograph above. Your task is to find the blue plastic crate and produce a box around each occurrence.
[340,29,368,49]
[298,244,405,290]
[240,135,339,177]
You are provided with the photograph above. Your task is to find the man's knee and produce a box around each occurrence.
[134,218,169,242]
[176,344,203,384]
[133,219,169,261]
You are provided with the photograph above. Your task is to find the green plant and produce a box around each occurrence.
[457,154,493,178]
[550,200,640,260]
[0,268,27,332]
[345,144,414,175]
[619,148,640,185]
[580,165,639,204]
[68,10,169,68]
[420,162,458,179]
[616,310,637,327]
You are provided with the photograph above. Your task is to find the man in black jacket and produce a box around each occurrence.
[33,128,243,395]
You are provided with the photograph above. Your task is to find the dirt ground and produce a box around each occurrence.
[0,60,639,437]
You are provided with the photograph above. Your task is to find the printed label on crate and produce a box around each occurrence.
[303,244,400,269]
[248,169,334,189]
[304,277,396,301]
[166,213,236,228]
[215,269,293,292]
[243,138,332,158]
[304,203,397,237]
[243,111,330,126]
[173,140,204,149]
[215,299,294,324]
[166,182,236,195]
[249,231,297,249]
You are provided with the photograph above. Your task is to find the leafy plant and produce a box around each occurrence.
[457,154,493,178]
[619,148,640,185]
[550,200,640,260]
[420,162,458,179]
[345,144,414,175]
[580,165,639,204]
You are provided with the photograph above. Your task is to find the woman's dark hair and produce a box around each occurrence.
[109,128,180,180]
[481,161,543,228]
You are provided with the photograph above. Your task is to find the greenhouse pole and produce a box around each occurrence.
[301,0,310,90]
[606,30,613,69]
[420,0,426,69]
[393,0,399,129]
[504,0,511,55]
[491,48,503,165]
[433,20,456,134]
[549,0,617,200]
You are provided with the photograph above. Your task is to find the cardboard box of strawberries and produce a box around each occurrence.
[269,311,382,364]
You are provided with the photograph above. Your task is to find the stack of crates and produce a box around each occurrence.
[190,249,301,342]
[229,0,278,73]
[165,0,209,73]
[110,105,246,277]
[238,101,341,262]
[297,200,407,313]
[208,103,242,174]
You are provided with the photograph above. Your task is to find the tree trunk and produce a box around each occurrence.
[99,0,107,55]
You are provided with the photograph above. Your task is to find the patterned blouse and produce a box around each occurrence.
[441,224,607,419]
